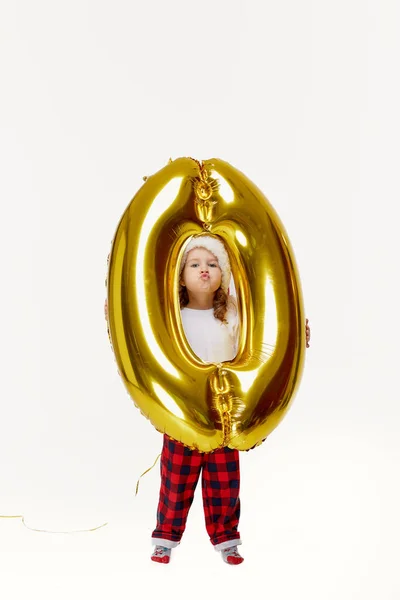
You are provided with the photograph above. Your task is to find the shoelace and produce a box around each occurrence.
[154,546,168,556]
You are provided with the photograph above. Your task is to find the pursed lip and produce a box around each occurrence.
[200,273,210,280]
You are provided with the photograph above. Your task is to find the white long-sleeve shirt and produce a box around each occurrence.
[180,296,239,363]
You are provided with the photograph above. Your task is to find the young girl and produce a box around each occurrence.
[104,237,310,565]
[151,235,244,565]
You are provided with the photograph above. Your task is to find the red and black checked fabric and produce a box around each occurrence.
[152,435,241,546]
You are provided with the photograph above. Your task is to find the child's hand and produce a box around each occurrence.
[306,318,311,348]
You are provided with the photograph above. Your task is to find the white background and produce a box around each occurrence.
[1,1,399,598]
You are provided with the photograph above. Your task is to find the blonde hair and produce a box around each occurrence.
[179,237,232,323]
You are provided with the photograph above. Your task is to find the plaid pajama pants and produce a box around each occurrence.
[152,435,241,549]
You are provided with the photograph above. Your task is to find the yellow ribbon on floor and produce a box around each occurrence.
[0,515,107,533]
[1,452,161,529]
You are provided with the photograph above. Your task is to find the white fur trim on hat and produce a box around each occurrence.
[180,235,231,293]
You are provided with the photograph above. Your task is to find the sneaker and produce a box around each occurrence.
[151,545,171,564]
[221,546,244,565]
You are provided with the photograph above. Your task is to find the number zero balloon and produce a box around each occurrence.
[106,157,306,452]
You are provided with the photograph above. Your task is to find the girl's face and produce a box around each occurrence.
[181,247,222,296]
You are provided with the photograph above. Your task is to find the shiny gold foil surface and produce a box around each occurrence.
[107,157,305,451]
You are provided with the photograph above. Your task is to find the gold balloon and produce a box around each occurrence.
[107,157,305,452]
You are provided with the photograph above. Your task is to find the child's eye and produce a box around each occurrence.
[190,263,199,268]
[209,262,218,268]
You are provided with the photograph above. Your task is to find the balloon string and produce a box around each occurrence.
[1,452,160,529]
[135,453,161,496]
[0,515,108,534]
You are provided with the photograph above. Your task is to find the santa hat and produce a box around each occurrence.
[179,235,231,293]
